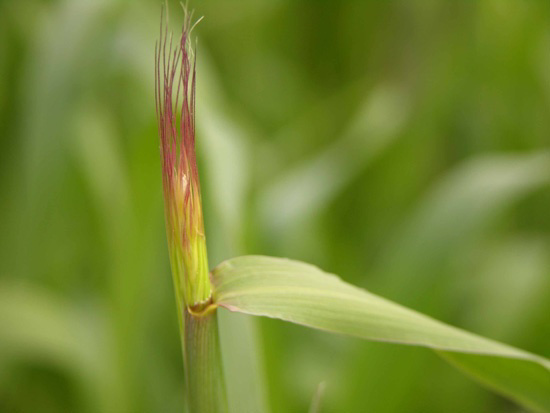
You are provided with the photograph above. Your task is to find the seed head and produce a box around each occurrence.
[155,8,210,307]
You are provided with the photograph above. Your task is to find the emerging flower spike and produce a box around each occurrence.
[155,9,210,307]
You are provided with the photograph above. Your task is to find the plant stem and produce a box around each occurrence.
[183,307,228,413]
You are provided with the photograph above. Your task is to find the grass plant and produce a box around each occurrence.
[155,8,550,413]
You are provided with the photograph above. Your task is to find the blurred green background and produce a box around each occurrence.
[1,0,550,412]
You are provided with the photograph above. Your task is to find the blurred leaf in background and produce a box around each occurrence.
[0,0,549,412]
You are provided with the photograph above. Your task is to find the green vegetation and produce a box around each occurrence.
[1,1,550,412]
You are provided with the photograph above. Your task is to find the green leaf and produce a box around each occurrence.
[211,255,550,413]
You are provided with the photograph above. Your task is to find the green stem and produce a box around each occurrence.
[183,308,228,413]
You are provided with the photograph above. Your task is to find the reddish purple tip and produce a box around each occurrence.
[155,9,202,249]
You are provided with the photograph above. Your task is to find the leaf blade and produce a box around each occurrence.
[211,255,550,412]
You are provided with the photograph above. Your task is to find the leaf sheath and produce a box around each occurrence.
[184,309,228,413]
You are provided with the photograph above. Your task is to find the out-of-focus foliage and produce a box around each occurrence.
[0,1,549,412]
